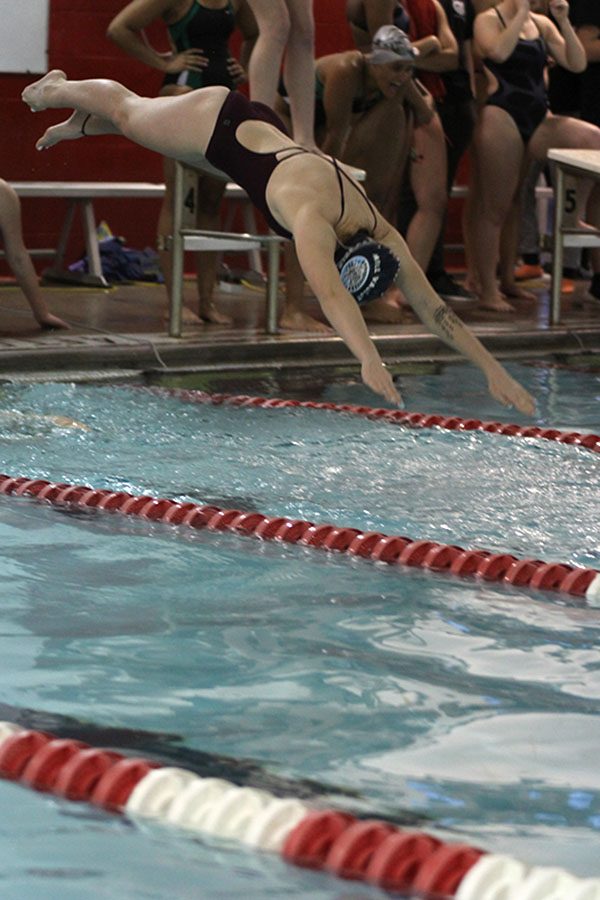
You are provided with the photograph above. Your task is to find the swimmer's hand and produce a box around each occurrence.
[36,313,70,331]
[164,49,207,75]
[227,57,247,85]
[548,0,569,23]
[362,359,403,407]
[487,365,536,416]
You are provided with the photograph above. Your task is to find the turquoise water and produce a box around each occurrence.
[0,361,599,897]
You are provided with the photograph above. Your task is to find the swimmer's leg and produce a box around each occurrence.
[36,110,118,151]
[24,71,217,163]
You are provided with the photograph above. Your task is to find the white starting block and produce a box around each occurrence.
[169,162,285,337]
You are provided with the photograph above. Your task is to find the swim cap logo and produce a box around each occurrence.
[335,233,399,305]
[339,254,372,296]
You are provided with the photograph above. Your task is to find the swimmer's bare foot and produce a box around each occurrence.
[36,110,89,151]
[500,282,537,302]
[478,292,515,313]
[464,274,481,296]
[379,284,405,306]
[577,218,599,233]
[22,69,66,111]
[279,308,332,333]
[162,304,205,326]
[197,303,233,326]
[362,297,414,324]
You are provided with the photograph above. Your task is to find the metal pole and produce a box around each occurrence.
[550,164,565,326]
[265,239,281,334]
[169,163,185,338]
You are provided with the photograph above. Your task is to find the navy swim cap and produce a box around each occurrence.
[335,231,400,305]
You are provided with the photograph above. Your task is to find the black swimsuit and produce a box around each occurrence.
[163,1,235,91]
[347,0,410,34]
[204,90,378,241]
[484,8,548,144]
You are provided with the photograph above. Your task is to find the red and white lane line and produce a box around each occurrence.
[1,474,598,603]
[1,722,598,899]
[142,387,600,455]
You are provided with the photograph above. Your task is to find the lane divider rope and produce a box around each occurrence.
[1,474,598,603]
[4,391,599,894]
[1,722,599,898]
[140,387,600,455]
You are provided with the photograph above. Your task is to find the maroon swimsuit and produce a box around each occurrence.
[205,91,297,239]
[205,89,378,243]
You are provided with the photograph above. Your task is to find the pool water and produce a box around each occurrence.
[0,360,599,897]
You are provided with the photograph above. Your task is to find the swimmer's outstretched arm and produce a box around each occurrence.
[293,215,402,406]
[386,231,536,415]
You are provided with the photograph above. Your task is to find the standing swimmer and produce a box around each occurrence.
[107,0,257,325]
[469,0,599,312]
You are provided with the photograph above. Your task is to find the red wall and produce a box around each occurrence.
[1,0,353,265]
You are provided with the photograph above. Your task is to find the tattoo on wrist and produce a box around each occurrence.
[433,303,460,341]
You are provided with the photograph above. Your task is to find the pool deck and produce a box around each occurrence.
[1,271,599,384]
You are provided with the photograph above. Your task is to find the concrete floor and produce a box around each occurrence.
[1,270,599,388]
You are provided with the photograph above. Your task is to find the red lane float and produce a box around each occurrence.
[365,831,442,891]
[143,387,600,454]
[0,473,598,602]
[0,730,52,779]
[323,819,397,880]
[54,748,125,801]
[90,758,159,811]
[282,810,357,869]
[1,722,599,897]
[0,722,484,897]
[21,738,89,792]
